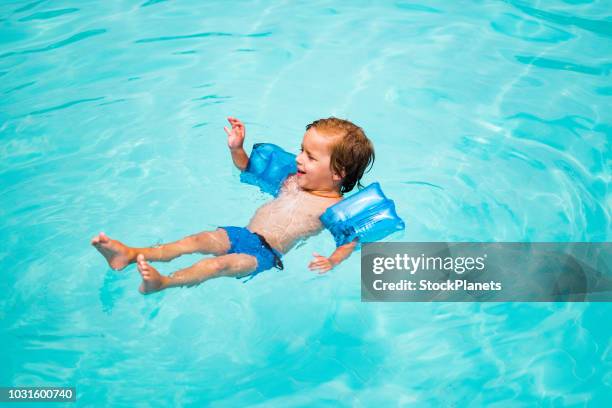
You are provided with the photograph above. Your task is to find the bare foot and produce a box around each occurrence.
[137,254,166,294]
[91,232,134,271]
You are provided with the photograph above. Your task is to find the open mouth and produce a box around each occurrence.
[297,169,306,176]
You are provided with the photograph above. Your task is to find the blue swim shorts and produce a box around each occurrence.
[219,226,284,282]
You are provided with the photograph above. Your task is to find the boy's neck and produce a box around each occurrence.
[305,188,343,199]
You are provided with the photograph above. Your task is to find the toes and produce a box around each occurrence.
[138,269,150,281]
[136,255,152,276]
[92,232,108,245]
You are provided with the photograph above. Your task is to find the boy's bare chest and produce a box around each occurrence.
[253,191,330,223]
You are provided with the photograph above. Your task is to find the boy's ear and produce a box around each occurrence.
[332,168,346,182]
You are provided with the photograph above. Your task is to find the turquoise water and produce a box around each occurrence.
[1,0,611,406]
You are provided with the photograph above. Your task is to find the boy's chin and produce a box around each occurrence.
[297,177,311,190]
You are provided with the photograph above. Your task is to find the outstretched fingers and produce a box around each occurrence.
[224,117,244,136]
[308,252,332,273]
[227,117,243,129]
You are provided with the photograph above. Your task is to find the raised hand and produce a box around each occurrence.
[224,116,245,151]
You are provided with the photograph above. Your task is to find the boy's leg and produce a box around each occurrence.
[136,253,257,294]
[91,229,231,270]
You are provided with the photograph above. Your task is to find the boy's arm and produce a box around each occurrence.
[308,239,358,274]
[224,116,249,170]
[230,147,249,171]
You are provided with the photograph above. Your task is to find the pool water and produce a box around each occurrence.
[1,0,610,406]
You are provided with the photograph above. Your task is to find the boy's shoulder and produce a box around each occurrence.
[280,173,298,192]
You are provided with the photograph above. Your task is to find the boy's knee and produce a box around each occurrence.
[209,256,228,272]
[185,232,208,248]
[209,255,256,276]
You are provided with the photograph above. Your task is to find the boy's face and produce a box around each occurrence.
[296,127,342,192]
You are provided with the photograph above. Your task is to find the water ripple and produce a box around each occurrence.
[507,1,612,39]
[515,55,612,75]
[27,97,105,116]
[135,31,272,44]
[141,0,168,7]
[18,8,79,22]
[0,29,107,59]
[394,2,442,14]
[401,180,444,190]
[13,0,47,14]
[192,94,231,101]
[491,12,574,43]
[4,80,36,94]
[595,86,612,96]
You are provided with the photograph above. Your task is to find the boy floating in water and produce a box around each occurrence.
[91,117,374,294]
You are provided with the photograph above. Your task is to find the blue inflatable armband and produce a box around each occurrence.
[240,143,297,196]
[320,182,405,247]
